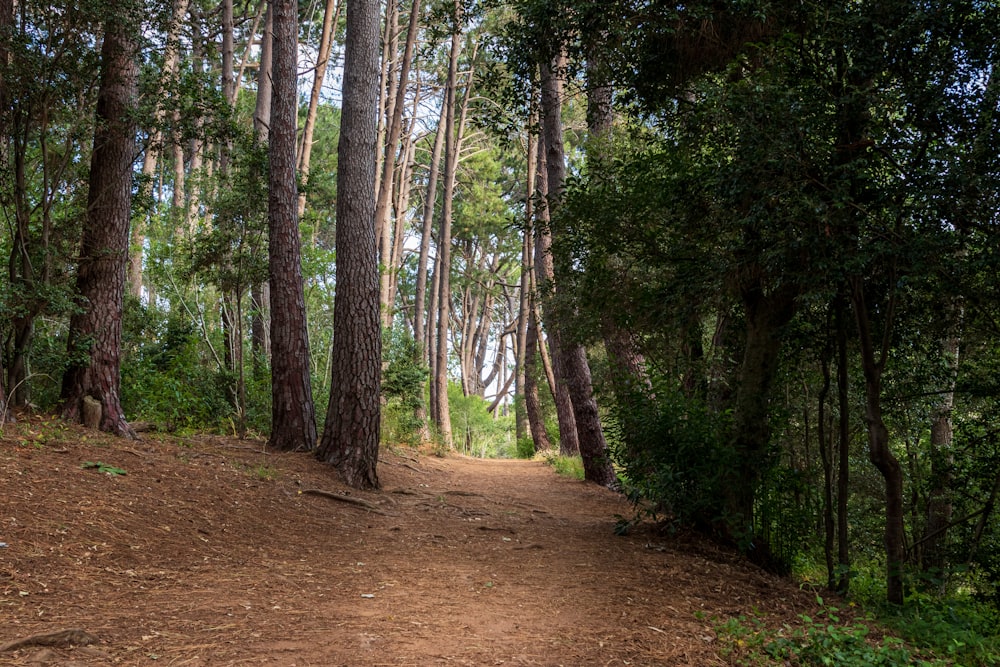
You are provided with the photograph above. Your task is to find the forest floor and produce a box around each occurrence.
[2,415,829,666]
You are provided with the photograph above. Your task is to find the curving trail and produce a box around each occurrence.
[1,423,817,665]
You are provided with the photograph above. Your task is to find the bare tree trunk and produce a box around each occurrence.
[433,0,464,448]
[373,0,395,202]
[533,128,578,456]
[525,312,553,453]
[317,0,382,489]
[728,280,798,544]
[851,277,905,605]
[386,90,421,318]
[514,131,536,442]
[132,0,189,299]
[427,262,440,418]
[252,3,274,376]
[377,0,423,327]
[0,1,7,428]
[836,293,851,594]
[818,340,836,591]
[297,0,343,217]
[268,0,318,452]
[185,12,205,234]
[222,0,235,104]
[60,10,139,439]
[219,0,249,436]
[253,4,274,139]
[413,97,446,366]
[539,55,612,484]
[921,299,962,576]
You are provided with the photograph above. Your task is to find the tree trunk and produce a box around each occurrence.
[386,99,420,314]
[60,11,138,439]
[317,0,382,489]
[184,11,205,234]
[525,309,553,453]
[221,0,235,104]
[532,127,578,456]
[0,370,6,425]
[728,281,798,541]
[836,293,851,594]
[377,0,423,327]
[251,3,274,375]
[539,56,613,484]
[297,0,343,217]
[818,340,836,591]
[514,131,536,442]
[433,1,464,448]
[219,0,248,436]
[268,0,318,452]
[413,99,446,439]
[413,96,446,366]
[427,261,440,417]
[131,0,188,299]
[921,299,962,576]
[851,276,905,605]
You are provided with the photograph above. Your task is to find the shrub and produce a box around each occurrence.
[716,598,950,667]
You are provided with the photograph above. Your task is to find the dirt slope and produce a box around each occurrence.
[1,417,818,666]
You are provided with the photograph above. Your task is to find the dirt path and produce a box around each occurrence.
[1,421,817,665]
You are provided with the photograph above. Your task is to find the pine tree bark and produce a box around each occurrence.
[268,0,318,452]
[60,10,139,439]
[539,55,613,485]
[317,0,382,488]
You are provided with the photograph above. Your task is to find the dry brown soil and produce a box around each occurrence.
[1,416,822,666]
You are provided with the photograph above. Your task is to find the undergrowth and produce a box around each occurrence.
[849,571,1000,667]
[541,453,585,480]
[715,596,950,666]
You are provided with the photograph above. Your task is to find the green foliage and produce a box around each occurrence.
[541,453,584,480]
[717,599,949,667]
[609,380,733,535]
[448,383,516,458]
[847,569,1000,666]
[515,437,535,459]
[120,298,231,431]
[381,328,429,448]
[81,462,127,476]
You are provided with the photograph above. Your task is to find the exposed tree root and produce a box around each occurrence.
[300,488,396,515]
[0,629,98,652]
